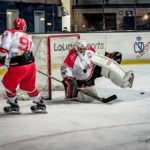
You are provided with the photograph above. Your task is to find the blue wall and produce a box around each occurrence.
[0,1,62,33]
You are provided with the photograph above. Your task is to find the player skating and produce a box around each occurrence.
[61,39,134,101]
[0,18,46,114]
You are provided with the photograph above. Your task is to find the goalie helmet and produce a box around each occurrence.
[76,39,88,54]
[13,18,27,31]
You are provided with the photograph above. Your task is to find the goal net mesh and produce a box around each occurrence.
[33,34,80,100]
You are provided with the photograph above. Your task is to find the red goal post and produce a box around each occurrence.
[32,34,80,100]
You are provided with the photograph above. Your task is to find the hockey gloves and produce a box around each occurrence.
[105,51,122,64]
[63,77,78,98]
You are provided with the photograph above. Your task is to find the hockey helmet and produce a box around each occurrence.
[13,18,27,31]
[76,39,88,53]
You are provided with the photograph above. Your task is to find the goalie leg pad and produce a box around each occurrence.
[63,78,78,98]
[78,86,98,102]
[101,67,134,88]
[91,54,134,88]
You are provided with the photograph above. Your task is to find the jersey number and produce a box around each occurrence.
[18,36,32,51]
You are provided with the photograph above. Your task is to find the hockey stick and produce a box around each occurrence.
[36,69,117,103]
[78,88,117,103]
[37,69,62,83]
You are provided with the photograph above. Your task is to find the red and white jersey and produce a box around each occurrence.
[61,45,96,81]
[0,29,33,57]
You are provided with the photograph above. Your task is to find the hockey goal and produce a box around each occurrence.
[32,34,80,100]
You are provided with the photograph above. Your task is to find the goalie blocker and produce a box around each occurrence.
[63,77,78,98]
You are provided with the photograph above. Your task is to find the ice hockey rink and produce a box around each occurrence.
[0,64,150,150]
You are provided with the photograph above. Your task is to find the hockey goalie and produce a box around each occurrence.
[60,39,134,102]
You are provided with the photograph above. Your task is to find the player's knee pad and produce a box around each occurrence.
[63,77,78,98]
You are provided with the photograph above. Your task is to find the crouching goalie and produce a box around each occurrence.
[60,39,134,101]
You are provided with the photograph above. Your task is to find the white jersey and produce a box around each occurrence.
[0,29,33,58]
[61,46,96,81]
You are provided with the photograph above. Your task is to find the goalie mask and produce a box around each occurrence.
[76,39,88,54]
[13,18,27,31]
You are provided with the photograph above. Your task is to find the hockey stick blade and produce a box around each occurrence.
[101,94,117,103]
[79,89,117,103]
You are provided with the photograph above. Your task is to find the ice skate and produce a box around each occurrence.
[128,72,134,88]
[31,100,47,114]
[123,71,134,88]
[3,99,21,114]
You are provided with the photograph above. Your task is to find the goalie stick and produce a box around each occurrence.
[36,69,117,103]
[78,88,117,103]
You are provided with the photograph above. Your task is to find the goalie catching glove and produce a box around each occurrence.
[105,51,122,64]
[63,77,78,98]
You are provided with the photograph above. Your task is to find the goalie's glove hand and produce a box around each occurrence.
[105,51,122,64]
[0,56,6,67]
[63,77,78,98]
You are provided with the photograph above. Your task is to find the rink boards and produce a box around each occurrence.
[0,32,150,95]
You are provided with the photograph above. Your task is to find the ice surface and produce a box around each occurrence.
[0,64,150,150]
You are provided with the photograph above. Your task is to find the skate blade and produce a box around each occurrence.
[32,110,48,114]
[4,111,21,115]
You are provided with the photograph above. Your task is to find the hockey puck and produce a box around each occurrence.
[140,92,145,95]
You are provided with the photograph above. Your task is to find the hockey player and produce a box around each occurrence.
[0,18,46,113]
[61,39,134,99]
